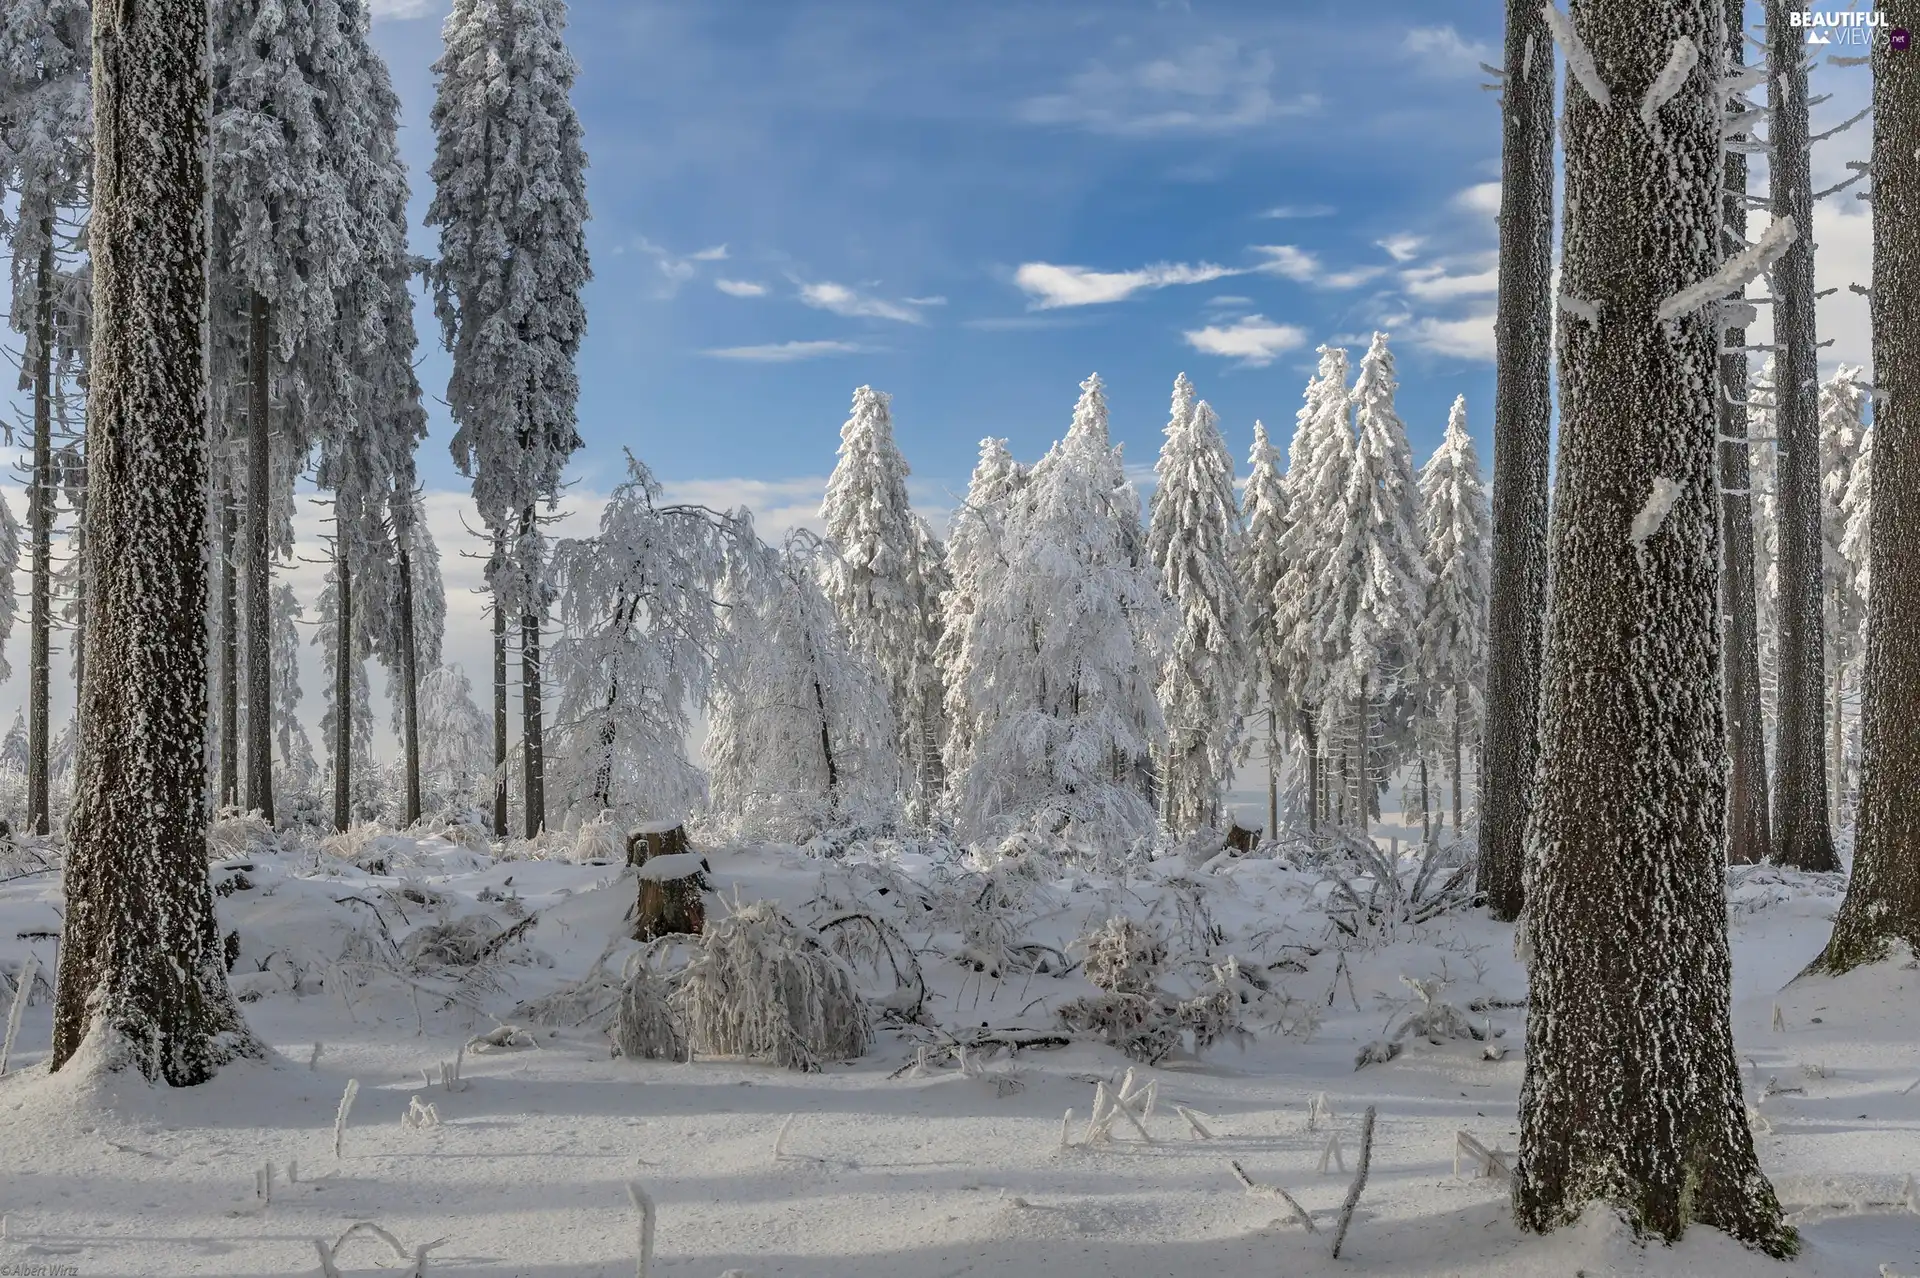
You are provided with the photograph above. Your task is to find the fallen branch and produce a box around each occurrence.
[1329,1106,1377,1260]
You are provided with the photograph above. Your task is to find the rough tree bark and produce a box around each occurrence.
[244,290,274,823]
[492,586,508,839]
[1451,685,1465,834]
[1721,0,1771,865]
[396,534,421,827]
[51,0,259,1082]
[1764,0,1837,872]
[218,474,239,810]
[520,512,545,838]
[1478,0,1557,920]
[1812,1,1919,973]
[1514,0,1793,1254]
[332,534,352,833]
[27,238,54,837]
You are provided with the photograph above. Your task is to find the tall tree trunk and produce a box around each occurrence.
[217,475,239,810]
[1301,710,1320,833]
[51,0,258,1082]
[1452,685,1465,834]
[1813,5,1920,972]
[243,290,274,823]
[1419,757,1431,841]
[519,511,545,838]
[492,593,508,838]
[1720,0,1772,865]
[1830,655,1845,827]
[332,538,352,833]
[1354,685,1369,836]
[1478,0,1557,921]
[814,676,840,801]
[397,537,421,826]
[1267,703,1279,838]
[1514,0,1792,1253]
[27,238,54,837]
[1765,0,1837,872]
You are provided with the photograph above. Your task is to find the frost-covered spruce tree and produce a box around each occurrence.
[937,437,1026,792]
[1147,376,1247,834]
[1749,354,1782,752]
[1764,0,1836,872]
[1237,420,1289,835]
[1817,367,1868,821]
[270,583,318,799]
[707,528,897,842]
[1814,5,1919,973]
[314,550,380,827]
[50,0,260,1083]
[548,456,741,825]
[427,0,591,839]
[419,664,491,817]
[384,494,443,825]
[0,0,89,836]
[819,386,941,806]
[1479,0,1557,919]
[949,375,1166,845]
[1322,333,1428,831]
[1272,347,1354,827]
[1837,424,1872,637]
[1718,0,1771,867]
[1515,0,1792,1252]
[1416,395,1490,835]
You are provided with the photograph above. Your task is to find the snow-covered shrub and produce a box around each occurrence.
[613,961,685,1061]
[1057,992,1184,1064]
[207,810,280,860]
[1058,918,1252,1062]
[672,902,870,1071]
[569,813,626,864]
[1321,833,1474,945]
[1081,917,1167,995]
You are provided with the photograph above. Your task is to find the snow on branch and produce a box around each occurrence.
[1810,105,1870,143]
[1558,294,1602,330]
[1640,36,1698,127]
[1657,215,1797,322]
[1543,3,1611,109]
[1720,65,1770,96]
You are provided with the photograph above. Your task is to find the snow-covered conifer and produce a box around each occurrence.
[1818,366,1869,819]
[271,584,318,798]
[419,665,492,818]
[937,438,1026,792]
[1147,376,1246,833]
[1237,420,1289,834]
[1416,395,1490,833]
[1839,423,1872,628]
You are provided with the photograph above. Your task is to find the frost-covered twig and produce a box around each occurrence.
[1542,3,1610,108]
[1640,36,1698,127]
[1176,1105,1215,1139]
[628,1182,656,1278]
[1318,1131,1346,1175]
[1328,1106,1376,1259]
[1229,1160,1317,1232]
[1657,215,1797,322]
[0,955,37,1075]
[1060,1108,1074,1149]
[334,1079,360,1158]
[1454,1131,1511,1182]
[316,1221,446,1278]
[1307,1092,1334,1132]
[402,1096,441,1129]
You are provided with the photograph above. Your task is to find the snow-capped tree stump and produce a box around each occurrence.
[628,823,708,941]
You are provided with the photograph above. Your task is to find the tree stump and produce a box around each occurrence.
[627,822,709,941]
[1224,822,1261,854]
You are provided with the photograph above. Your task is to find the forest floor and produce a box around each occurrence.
[0,825,1916,1277]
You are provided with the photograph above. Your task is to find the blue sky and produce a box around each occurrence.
[368,0,1513,513]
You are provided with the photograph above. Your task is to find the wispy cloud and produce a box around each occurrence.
[1251,245,1385,290]
[368,0,439,18]
[1260,204,1336,219]
[1401,256,1499,302]
[797,281,927,324]
[701,340,875,362]
[1402,25,1496,73]
[715,279,769,298]
[633,237,732,297]
[960,314,1085,331]
[690,245,730,262]
[1377,234,1426,263]
[1014,260,1238,308]
[1183,315,1308,367]
[1404,311,1496,361]
[1021,39,1319,136]
[1455,182,1502,216]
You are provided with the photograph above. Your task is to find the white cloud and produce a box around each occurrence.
[1260,204,1336,219]
[797,281,925,324]
[689,245,730,262]
[1014,260,1238,308]
[714,279,769,298]
[1402,25,1496,73]
[1377,234,1426,263]
[1404,310,1497,361]
[1183,315,1308,367]
[701,339,874,362]
[1455,181,1502,216]
[369,0,439,18]
[1250,245,1386,290]
[1401,256,1500,301]
[1022,39,1319,136]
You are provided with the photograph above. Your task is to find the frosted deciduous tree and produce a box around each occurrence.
[707,529,897,842]
[1817,367,1868,822]
[419,665,492,818]
[1147,377,1246,834]
[1479,0,1557,918]
[819,386,944,808]
[427,0,591,839]
[1815,5,1919,973]
[1416,395,1490,835]
[50,0,260,1082]
[948,375,1166,845]
[937,438,1025,792]
[1237,421,1288,836]
[1515,0,1792,1253]
[1764,0,1836,872]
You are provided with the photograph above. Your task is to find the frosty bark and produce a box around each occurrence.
[51,0,258,1082]
[244,290,274,822]
[1478,0,1556,920]
[218,477,240,810]
[333,537,352,833]
[27,238,53,837]
[1514,0,1792,1252]
[1814,0,1920,973]
[1353,687,1369,835]
[521,512,546,837]
[1451,687,1464,834]
[492,586,508,838]
[1765,0,1837,872]
[397,537,421,826]
[1266,708,1279,839]
[1720,0,1771,865]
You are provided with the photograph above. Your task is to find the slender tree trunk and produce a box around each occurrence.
[1419,757,1431,841]
[1814,5,1920,971]
[332,538,352,833]
[1301,710,1320,833]
[27,238,54,836]
[1829,655,1845,827]
[1514,0,1792,1253]
[1720,0,1772,865]
[1267,703,1279,837]
[244,290,274,823]
[51,0,258,1082]
[814,676,840,801]
[70,483,86,717]
[397,537,421,826]
[217,475,239,810]
[519,511,545,838]
[1452,685,1465,834]
[1478,0,1557,921]
[492,594,508,838]
[1766,0,1837,872]
[1354,685,1369,836]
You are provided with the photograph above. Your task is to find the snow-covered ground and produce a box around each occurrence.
[0,830,1915,1277]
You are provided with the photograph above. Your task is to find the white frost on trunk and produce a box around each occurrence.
[1542,3,1612,109]
[1641,36,1700,127]
[1658,214,1798,321]
[1629,477,1685,550]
